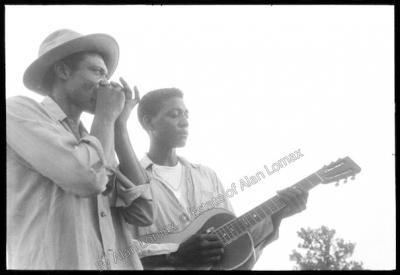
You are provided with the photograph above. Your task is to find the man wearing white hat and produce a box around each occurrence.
[6,29,153,270]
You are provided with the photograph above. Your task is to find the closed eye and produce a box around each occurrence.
[91,66,108,78]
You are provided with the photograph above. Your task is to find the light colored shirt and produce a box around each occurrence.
[121,154,279,269]
[152,162,189,210]
[6,96,153,270]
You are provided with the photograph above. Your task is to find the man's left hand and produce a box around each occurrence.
[276,186,308,219]
[113,77,140,127]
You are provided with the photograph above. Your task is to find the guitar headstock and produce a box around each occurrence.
[316,157,361,186]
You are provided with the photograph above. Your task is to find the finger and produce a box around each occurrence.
[199,255,222,264]
[200,248,224,257]
[292,186,304,194]
[133,86,140,102]
[278,188,301,199]
[110,81,123,92]
[200,234,220,241]
[276,191,293,203]
[200,240,224,249]
[119,77,133,99]
[278,191,302,210]
[110,81,122,88]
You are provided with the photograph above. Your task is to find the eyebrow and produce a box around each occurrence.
[168,108,189,114]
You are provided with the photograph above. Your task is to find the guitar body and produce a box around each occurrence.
[141,208,256,270]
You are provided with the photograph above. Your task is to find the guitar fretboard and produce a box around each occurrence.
[213,173,322,246]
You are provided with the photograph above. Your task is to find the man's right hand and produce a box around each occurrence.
[168,234,224,266]
[94,80,125,121]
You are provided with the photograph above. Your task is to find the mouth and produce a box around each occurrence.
[178,133,188,138]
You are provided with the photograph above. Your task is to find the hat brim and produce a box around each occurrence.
[23,33,119,95]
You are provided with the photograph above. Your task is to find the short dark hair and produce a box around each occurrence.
[41,51,103,93]
[137,88,184,128]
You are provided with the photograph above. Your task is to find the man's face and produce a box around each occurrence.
[149,97,189,148]
[64,53,108,114]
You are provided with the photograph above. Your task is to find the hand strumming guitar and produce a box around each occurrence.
[166,233,224,266]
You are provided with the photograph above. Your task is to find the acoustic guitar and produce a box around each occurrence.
[140,157,361,270]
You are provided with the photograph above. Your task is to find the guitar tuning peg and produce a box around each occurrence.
[343,178,347,184]
[335,180,340,186]
[351,175,356,180]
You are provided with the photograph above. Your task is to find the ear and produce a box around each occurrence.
[142,115,154,133]
[54,62,71,80]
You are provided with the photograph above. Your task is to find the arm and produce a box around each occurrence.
[6,97,111,197]
[114,123,148,186]
[113,124,153,225]
[111,79,153,225]
[113,79,148,187]
[115,181,153,226]
[90,114,115,164]
[253,186,309,260]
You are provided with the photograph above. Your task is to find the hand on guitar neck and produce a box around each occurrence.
[275,186,309,220]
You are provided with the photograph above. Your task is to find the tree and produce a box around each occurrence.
[289,225,364,270]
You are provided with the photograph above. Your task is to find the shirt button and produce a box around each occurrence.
[100,211,107,217]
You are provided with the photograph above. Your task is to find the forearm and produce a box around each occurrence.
[114,123,148,186]
[90,114,115,163]
[7,100,110,196]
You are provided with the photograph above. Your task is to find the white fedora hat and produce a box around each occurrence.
[23,29,119,95]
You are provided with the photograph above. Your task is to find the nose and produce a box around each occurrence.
[179,116,189,128]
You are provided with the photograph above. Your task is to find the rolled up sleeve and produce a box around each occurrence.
[6,98,110,197]
[138,242,179,258]
[113,174,154,226]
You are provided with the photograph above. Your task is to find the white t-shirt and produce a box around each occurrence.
[152,161,189,211]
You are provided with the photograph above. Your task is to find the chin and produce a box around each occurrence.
[83,107,95,115]
[173,139,187,148]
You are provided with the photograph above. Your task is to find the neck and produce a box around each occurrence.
[50,87,82,124]
[148,142,178,166]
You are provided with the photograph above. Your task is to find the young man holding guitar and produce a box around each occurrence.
[122,88,309,269]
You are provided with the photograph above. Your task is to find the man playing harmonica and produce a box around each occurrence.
[6,29,153,270]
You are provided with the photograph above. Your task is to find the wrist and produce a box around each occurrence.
[272,212,285,225]
[115,119,128,131]
[94,112,117,125]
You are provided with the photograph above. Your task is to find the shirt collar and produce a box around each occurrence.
[140,154,200,170]
[41,96,68,122]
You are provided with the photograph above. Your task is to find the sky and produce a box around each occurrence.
[5,5,395,270]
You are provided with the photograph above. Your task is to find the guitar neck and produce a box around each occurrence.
[213,172,323,246]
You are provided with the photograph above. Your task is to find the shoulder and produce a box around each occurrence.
[6,96,44,117]
[179,156,216,174]
[195,163,219,178]
[179,156,221,183]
